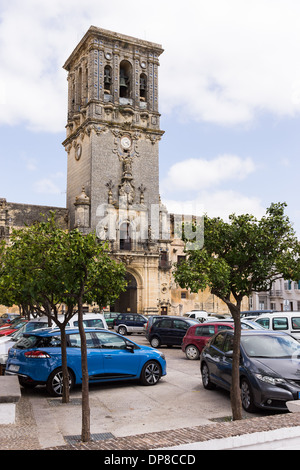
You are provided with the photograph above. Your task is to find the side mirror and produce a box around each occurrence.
[125,342,135,353]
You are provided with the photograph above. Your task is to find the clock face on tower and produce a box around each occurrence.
[120,136,132,150]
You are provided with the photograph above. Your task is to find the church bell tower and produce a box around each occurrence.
[62,26,171,315]
[62,26,164,233]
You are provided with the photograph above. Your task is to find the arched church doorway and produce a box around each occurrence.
[113,272,137,313]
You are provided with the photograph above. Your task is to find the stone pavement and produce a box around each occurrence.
[1,391,300,450]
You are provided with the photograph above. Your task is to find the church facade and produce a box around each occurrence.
[0,26,242,316]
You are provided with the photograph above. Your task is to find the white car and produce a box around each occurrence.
[67,313,108,330]
[184,311,208,322]
[254,312,300,340]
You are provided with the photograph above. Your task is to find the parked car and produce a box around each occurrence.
[0,319,27,337]
[103,312,120,328]
[143,315,162,335]
[5,328,167,396]
[0,313,20,326]
[254,312,300,340]
[211,318,265,330]
[0,318,50,374]
[200,329,300,412]
[182,322,234,360]
[183,311,208,322]
[67,313,108,330]
[146,316,199,348]
[0,316,23,330]
[113,313,147,335]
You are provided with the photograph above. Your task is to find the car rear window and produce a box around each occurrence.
[15,334,61,349]
[195,325,215,336]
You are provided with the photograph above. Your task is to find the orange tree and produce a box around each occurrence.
[174,203,300,420]
[0,215,127,441]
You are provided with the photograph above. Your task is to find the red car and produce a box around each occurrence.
[181,322,234,360]
[0,319,27,337]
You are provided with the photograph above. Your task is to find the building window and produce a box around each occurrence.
[181,292,187,299]
[119,222,131,251]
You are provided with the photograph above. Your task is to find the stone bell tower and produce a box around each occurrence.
[62,26,164,232]
[62,26,171,315]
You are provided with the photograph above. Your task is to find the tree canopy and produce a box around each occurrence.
[174,202,300,419]
[0,214,127,440]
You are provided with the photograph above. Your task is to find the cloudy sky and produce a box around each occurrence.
[1,0,300,236]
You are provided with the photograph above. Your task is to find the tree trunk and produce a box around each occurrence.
[60,327,70,404]
[78,297,90,442]
[228,303,243,421]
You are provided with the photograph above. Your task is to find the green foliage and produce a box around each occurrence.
[175,202,300,307]
[0,214,127,319]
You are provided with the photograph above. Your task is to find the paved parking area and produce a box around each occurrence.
[1,333,299,450]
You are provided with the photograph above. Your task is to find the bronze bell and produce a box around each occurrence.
[140,78,146,90]
[120,70,128,88]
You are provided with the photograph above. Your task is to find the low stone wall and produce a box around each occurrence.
[0,376,21,424]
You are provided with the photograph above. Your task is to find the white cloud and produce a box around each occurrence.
[1,0,300,130]
[162,154,256,192]
[163,190,265,221]
[34,178,61,195]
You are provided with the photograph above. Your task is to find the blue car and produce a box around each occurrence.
[5,328,167,396]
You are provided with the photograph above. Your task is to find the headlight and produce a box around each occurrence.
[159,352,166,360]
[255,374,286,385]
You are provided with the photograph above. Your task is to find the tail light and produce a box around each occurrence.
[24,351,50,358]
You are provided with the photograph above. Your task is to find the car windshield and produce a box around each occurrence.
[241,334,300,358]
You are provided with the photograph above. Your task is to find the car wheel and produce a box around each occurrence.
[241,377,256,413]
[185,345,200,360]
[201,362,216,390]
[150,336,161,348]
[140,361,162,386]
[46,368,75,397]
[118,326,127,336]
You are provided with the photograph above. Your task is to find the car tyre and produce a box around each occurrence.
[118,326,127,336]
[140,361,162,386]
[201,362,216,390]
[185,344,200,360]
[46,367,75,397]
[150,336,161,348]
[241,377,256,413]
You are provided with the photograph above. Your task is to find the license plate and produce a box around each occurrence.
[9,364,19,372]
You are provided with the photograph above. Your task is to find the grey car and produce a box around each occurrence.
[200,329,300,412]
[113,313,148,335]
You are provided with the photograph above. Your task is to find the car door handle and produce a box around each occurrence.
[104,354,112,359]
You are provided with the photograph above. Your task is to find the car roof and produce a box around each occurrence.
[192,321,233,326]
[256,312,300,318]
[225,329,292,337]
[23,327,109,337]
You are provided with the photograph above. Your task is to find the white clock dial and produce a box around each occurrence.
[121,136,132,149]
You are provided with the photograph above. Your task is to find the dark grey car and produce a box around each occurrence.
[200,329,300,412]
[146,316,199,348]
